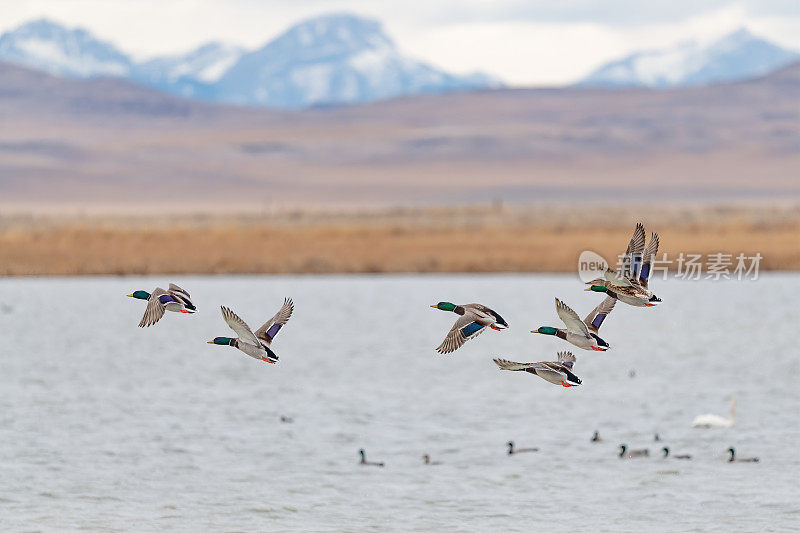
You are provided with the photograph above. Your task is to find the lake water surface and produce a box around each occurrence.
[1,275,798,531]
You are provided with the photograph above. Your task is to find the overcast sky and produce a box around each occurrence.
[1,0,798,85]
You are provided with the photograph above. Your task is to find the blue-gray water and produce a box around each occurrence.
[1,275,798,532]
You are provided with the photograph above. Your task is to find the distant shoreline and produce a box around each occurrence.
[2,204,798,276]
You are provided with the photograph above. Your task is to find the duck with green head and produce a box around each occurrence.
[127,283,196,327]
[507,441,538,455]
[359,449,384,467]
[596,223,662,304]
[493,351,581,387]
[727,447,758,463]
[619,444,649,458]
[662,447,692,460]
[430,302,508,354]
[584,280,657,307]
[207,299,293,364]
[531,297,614,351]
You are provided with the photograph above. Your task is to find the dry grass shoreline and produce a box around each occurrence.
[1,204,799,276]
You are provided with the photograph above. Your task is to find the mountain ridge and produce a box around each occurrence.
[1,57,797,209]
[0,18,132,78]
[0,13,499,108]
[579,27,799,87]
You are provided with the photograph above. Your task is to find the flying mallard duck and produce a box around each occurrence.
[531,297,615,351]
[430,302,508,354]
[127,283,196,327]
[493,351,581,387]
[584,276,657,307]
[207,299,293,364]
[587,223,662,304]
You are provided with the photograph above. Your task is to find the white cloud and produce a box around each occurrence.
[618,3,800,49]
[396,22,625,86]
[395,4,800,85]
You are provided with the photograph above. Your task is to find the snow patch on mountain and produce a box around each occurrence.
[0,14,500,108]
[213,13,499,108]
[0,19,131,78]
[579,28,799,88]
[135,42,244,84]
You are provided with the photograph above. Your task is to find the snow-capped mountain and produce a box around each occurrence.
[137,42,244,84]
[0,15,498,108]
[579,28,799,88]
[214,13,500,108]
[0,19,131,78]
[132,42,244,98]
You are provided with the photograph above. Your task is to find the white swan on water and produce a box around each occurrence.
[692,397,736,428]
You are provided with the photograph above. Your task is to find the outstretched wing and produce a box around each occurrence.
[436,313,485,354]
[556,351,576,369]
[533,364,568,383]
[255,298,294,346]
[555,298,590,336]
[168,283,190,299]
[639,232,660,289]
[221,306,261,346]
[621,223,646,278]
[493,358,536,371]
[583,296,616,333]
[139,287,167,327]
[466,303,506,326]
[463,304,505,324]
[604,268,635,287]
[167,283,195,309]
